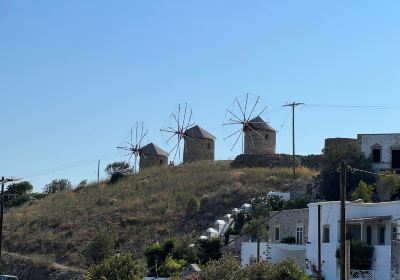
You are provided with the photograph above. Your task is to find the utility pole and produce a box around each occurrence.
[318,204,322,280]
[283,102,305,180]
[340,161,347,280]
[0,176,19,260]
[97,160,100,184]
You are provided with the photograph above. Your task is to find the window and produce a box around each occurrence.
[378,226,386,245]
[323,225,330,243]
[265,134,269,140]
[393,226,398,241]
[367,226,372,245]
[296,227,304,244]
[207,143,211,150]
[160,160,163,164]
[275,227,280,241]
[372,149,381,163]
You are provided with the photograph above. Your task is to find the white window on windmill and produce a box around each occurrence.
[371,143,382,163]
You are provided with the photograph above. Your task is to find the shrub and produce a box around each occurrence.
[43,179,73,194]
[198,256,245,280]
[198,238,222,265]
[271,259,310,280]
[281,236,296,244]
[352,181,374,202]
[105,162,132,183]
[336,240,374,270]
[186,197,201,216]
[86,232,115,264]
[86,254,144,280]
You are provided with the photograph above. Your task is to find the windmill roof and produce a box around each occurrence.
[185,125,216,140]
[141,143,169,157]
[248,116,276,132]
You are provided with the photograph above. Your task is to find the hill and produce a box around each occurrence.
[3,161,317,268]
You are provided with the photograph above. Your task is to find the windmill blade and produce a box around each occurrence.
[135,123,139,146]
[247,125,265,139]
[172,139,180,161]
[244,93,249,117]
[227,109,243,123]
[182,103,188,131]
[186,109,193,130]
[138,129,148,145]
[247,96,260,121]
[177,104,181,132]
[249,130,256,149]
[253,106,268,120]
[161,128,177,134]
[235,98,246,120]
[166,132,177,144]
[231,130,243,151]
[224,127,243,141]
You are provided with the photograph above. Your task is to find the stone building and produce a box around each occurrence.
[139,143,169,170]
[183,125,216,163]
[324,137,358,154]
[244,116,276,155]
[358,133,400,171]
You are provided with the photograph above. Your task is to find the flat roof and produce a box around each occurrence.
[346,216,392,224]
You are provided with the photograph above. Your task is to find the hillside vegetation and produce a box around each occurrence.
[4,161,317,268]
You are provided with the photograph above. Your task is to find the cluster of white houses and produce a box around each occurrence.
[241,200,400,280]
[239,133,400,280]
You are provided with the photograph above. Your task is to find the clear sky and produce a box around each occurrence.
[1,0,400,191]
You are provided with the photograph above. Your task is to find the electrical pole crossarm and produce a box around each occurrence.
[282,102,305,180]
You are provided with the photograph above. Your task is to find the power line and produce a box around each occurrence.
[306,104,400,110]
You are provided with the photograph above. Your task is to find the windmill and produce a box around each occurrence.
[223,93,271,153]
[160,103,195,163]
[117,122,148,172]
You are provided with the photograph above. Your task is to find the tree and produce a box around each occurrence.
[105,161,132,183]
[86,254,144,280]
[377,171,400,201]
[5,181,34,208]
[86,232,115,264]
[352,181,374,202]
[197,238,222,265]
[198,256,246,280]
[43,179,73,194]
[320,141,375,201]
[6,181,33,195]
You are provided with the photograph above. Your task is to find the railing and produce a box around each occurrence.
[350,270,375,280]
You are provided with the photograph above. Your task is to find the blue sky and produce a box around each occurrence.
[1,0,400,191]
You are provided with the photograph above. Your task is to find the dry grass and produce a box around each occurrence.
[3,161,317,268]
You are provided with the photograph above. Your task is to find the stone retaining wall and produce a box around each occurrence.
[231,153,322,170]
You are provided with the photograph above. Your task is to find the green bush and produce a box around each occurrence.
[352,181,374,202]
[86,232,115,264]
[86,254,144,280]
[336,240,374,270]
[186,197,201,216]
[281,236,296,244]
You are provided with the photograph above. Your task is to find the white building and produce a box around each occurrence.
[241,201,400,280]
[358,133,400,171]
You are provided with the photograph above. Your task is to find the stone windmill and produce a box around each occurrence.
[161,103,216,163]
[117,122,169,171]
[223,93,276,155]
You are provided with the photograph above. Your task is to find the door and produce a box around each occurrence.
[392,150,400,169]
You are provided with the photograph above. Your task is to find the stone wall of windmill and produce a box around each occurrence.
[244,116,277,155]
[183,125,216,163]
[139,143,169,170]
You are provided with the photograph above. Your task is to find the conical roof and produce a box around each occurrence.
[141,143,169,157]
[185,125,216,140]
[248,116,276,132]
